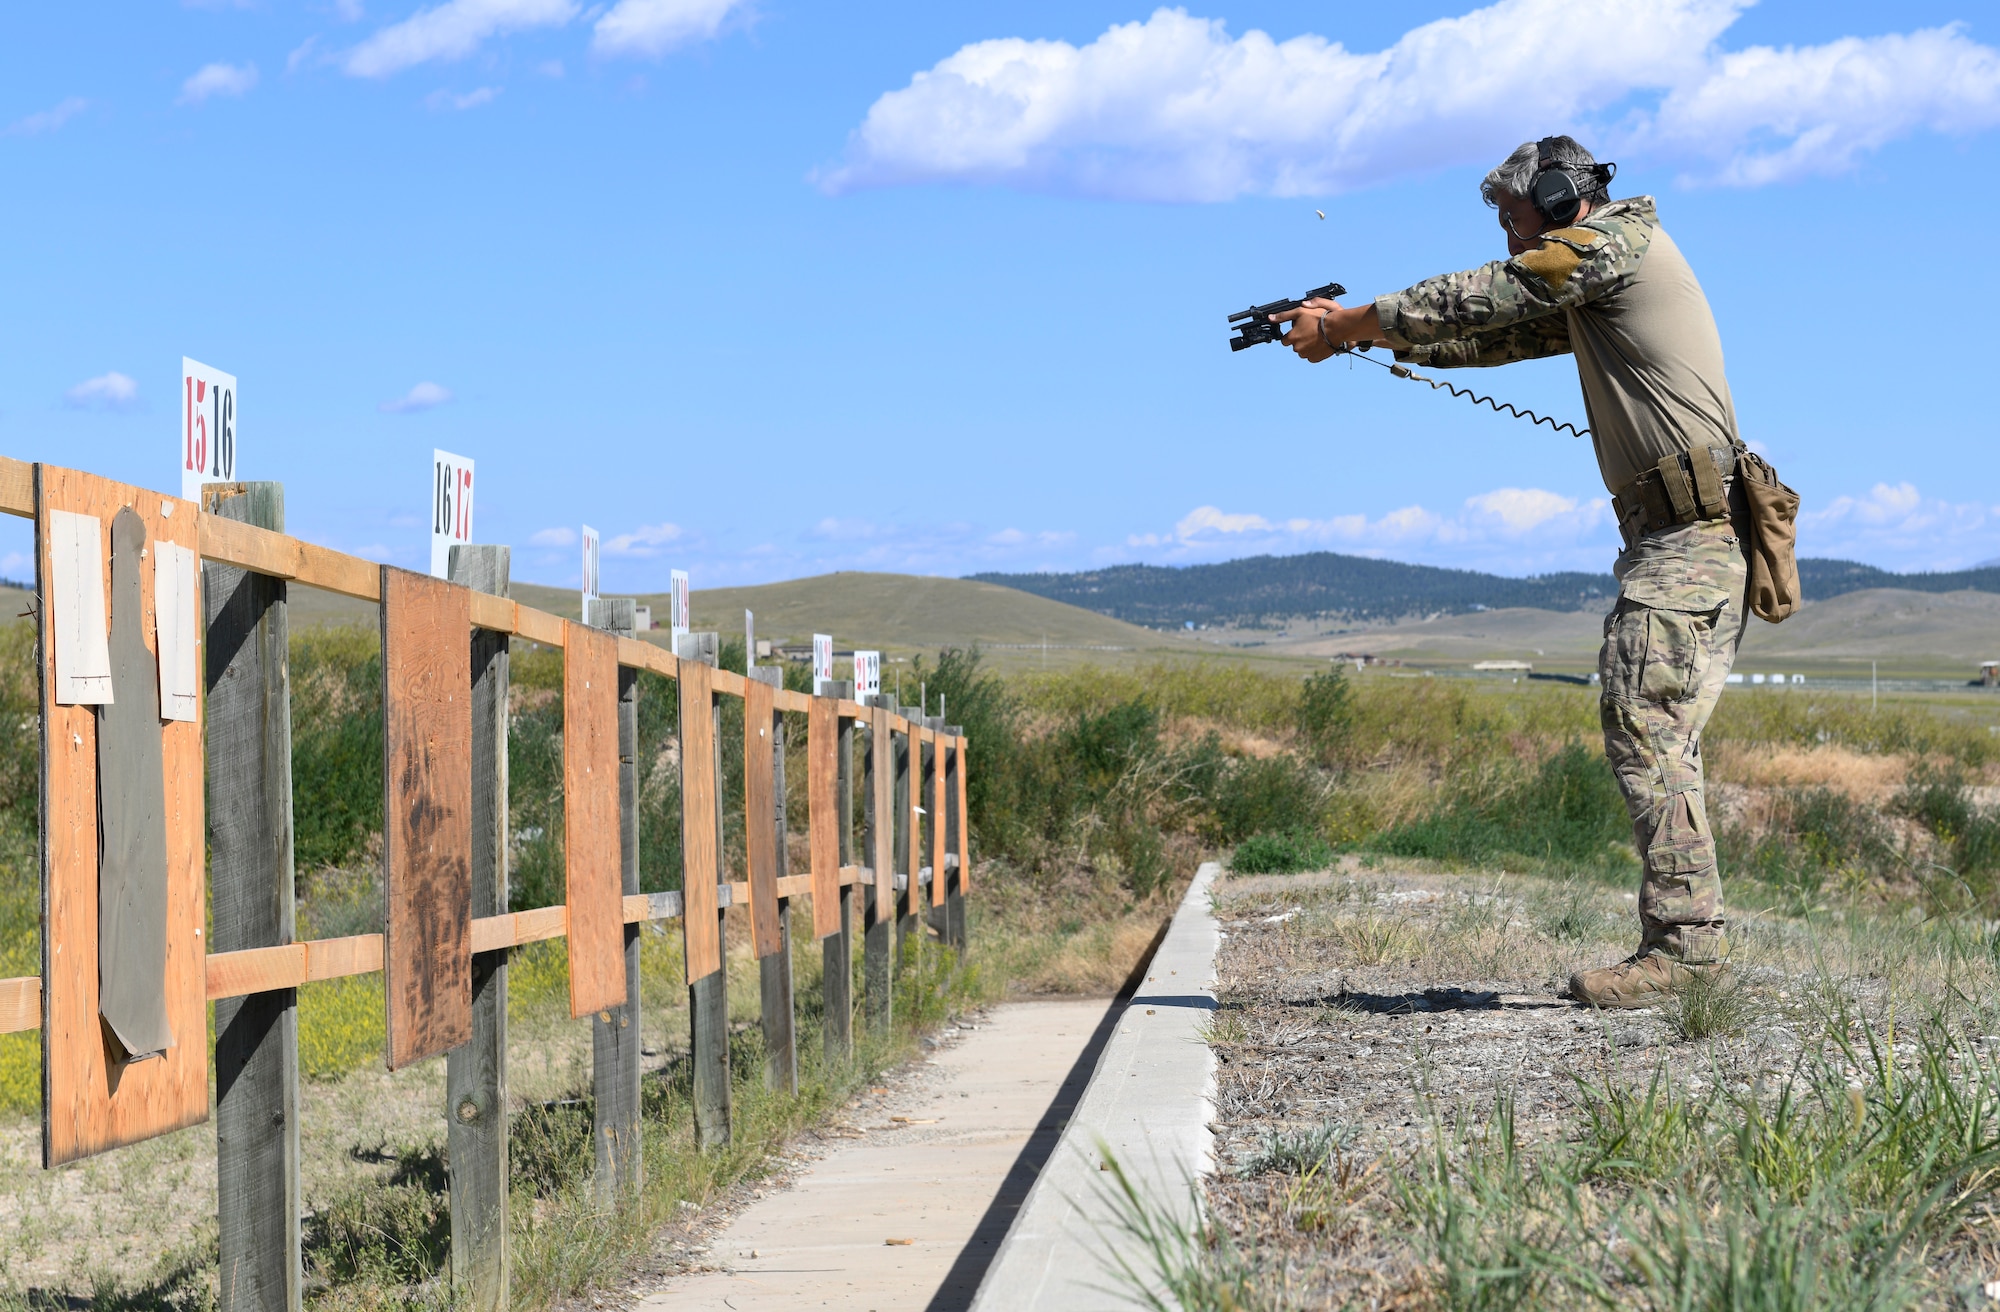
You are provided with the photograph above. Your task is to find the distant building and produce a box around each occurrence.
[1471,660,1533,672]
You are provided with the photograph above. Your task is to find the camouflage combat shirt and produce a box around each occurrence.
[1372,196,1741,494]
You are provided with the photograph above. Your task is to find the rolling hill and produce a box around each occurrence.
[509,572,1197,661]
[973,552,2000,628]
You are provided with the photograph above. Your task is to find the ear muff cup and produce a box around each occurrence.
[1530,166,1583,227]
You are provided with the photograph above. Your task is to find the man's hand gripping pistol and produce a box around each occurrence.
[1226,281,1346,351]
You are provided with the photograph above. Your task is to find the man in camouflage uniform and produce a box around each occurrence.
[1274,136,1745,1007]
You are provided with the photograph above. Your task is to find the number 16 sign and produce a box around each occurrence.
[181,358,238,502]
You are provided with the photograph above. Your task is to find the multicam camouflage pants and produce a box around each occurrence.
[1598,510,1749,964]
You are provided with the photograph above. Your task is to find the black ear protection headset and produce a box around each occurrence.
[1528,136,1617,227]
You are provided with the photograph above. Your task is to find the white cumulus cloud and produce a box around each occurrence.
[530,526,577,547]
[591,0,744,58]
[824,1,2000,201]
[1463,488,1580,535]
[605,522,684,557]
[425,86,499,110]
[379,381,453,412]
[344,0,577,78]
[6,97,88,136]
[64,371,139,411]
[1125,491,1612,571]
[1638,25,2000,186]
[180,62,260,105]
[1797,481,2000,569]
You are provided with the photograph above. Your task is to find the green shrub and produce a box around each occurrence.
[1727,786,1900,911]
[1372,742,1633,875]
[289,625,383,871]
[1209,755,1326,844]
[1298,666,1354,766]
[1231,829,1336,875]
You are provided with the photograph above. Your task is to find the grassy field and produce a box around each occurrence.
[8,611,2000,1305]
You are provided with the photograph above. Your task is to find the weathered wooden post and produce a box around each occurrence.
[863,697,893,1032]
[747,665,796,1094]
[823,679,855,1062]
[678,631,731,1147]
[944,725,967,955]
[591,597,643,1203]
[204,482,301,1312]
[446,545,511,1308]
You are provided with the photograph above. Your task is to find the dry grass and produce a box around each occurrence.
[1709,743,1915,803]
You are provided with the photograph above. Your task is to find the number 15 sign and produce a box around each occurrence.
[181,358,237,502]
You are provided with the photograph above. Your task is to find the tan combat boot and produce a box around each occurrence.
[1568,951,1732,1009]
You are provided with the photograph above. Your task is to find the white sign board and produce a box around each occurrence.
[580,525,600,626]
[430,449,474,578]
[181,358,238,501]
[812,634,834,695]
[669,569,690,642]
[854,650,881,701]
[634,605,652,631]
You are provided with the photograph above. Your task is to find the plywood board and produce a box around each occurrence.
[743,676,782,960]
[37,465,207,1167]
[931,738,947,908]
[808,698,840,939]
[563,621,625,1017]
[679,660,722,983]
[380,567,473,1070]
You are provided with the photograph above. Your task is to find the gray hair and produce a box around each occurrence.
[1481,135,1612,208]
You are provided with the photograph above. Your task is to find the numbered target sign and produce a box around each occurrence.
[181,358,238,501]
[580,525,600,625]
[429,450,475,577]
[669,569,690,642]
[854,650,881,701]
[813,634,834,695]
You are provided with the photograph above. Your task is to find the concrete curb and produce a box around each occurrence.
[968,861,1221,1311]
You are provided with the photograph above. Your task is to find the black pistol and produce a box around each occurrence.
[1228,282,1345,351]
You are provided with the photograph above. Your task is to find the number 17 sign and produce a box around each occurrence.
[181,358,238,502]
[430,449,474,578]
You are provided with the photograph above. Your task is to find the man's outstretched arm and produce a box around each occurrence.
[1396,315,1572,369]
[1274,220,1646,363]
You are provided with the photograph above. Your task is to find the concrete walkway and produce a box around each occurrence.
[969,863,1221,1311]
[634,996,1122,1312]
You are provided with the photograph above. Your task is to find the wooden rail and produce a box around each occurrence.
[7,455,974,1309]
[0,865,890,1029]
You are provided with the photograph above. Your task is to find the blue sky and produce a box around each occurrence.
[2,0,1997,593]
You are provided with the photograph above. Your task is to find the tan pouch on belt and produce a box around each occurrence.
[1736,451,1801,623]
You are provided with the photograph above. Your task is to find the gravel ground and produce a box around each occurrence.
[1196,858,1959,1307]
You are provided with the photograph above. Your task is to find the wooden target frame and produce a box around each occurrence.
[380,567,474,1070]
[930,732,947,908]
[678,660,722,983]
[564,621,625,1017]
[37,465,208,1167]
[807,697,840,939]
[743,675,783,960]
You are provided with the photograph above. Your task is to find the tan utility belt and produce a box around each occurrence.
[1612,445,1737,547]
